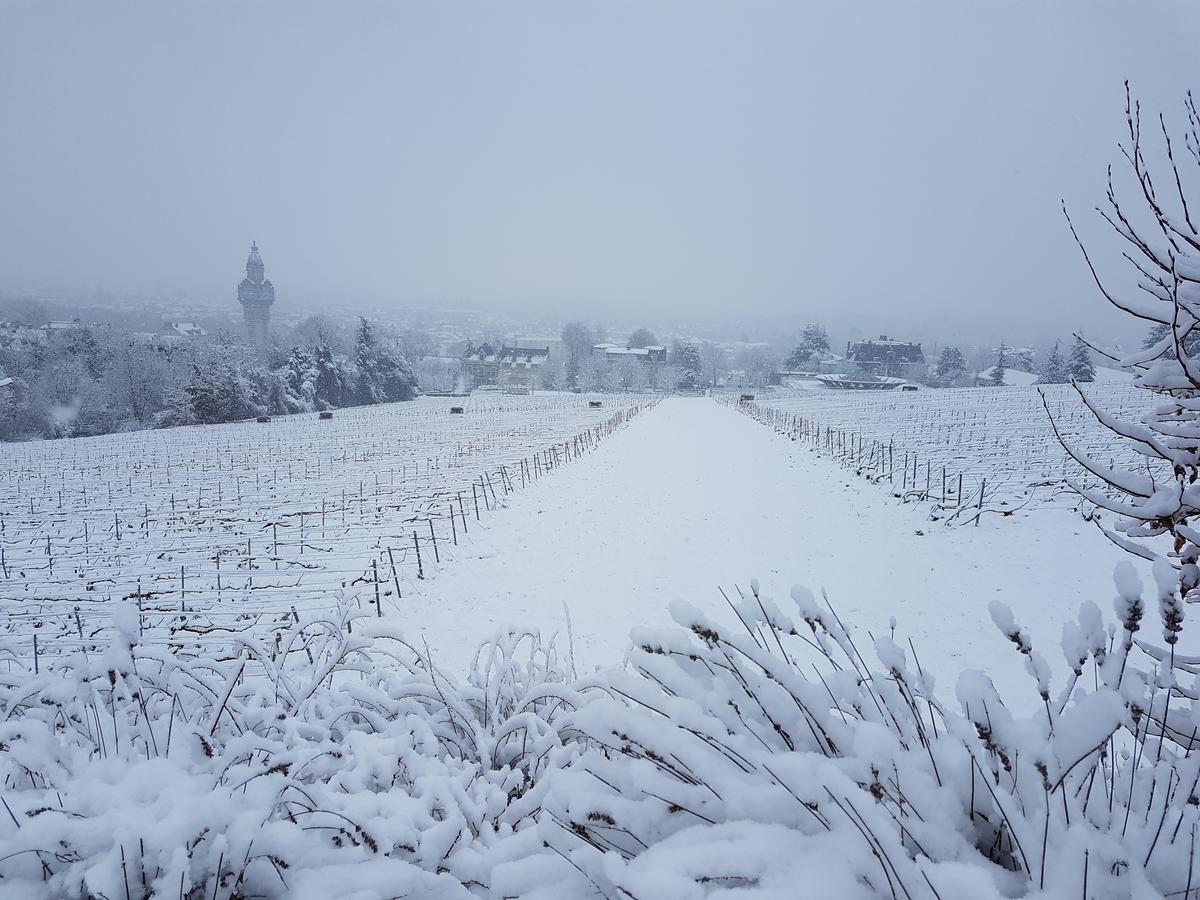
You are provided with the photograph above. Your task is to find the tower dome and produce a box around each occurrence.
[245,241,266,284]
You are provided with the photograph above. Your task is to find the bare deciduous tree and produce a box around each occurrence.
[1056,83,1200,666]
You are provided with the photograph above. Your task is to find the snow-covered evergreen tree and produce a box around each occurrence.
[671,340,703,390]
[250,366,294,416]
[350,318,419,404]
[784,323,829,369]
[184,359,255,424]
[935,346,966,385]
[1036,340,1068,384]
[988,345,1007,386]
[352,318,388,405]
[312,345,350,410]
[383,343,420,401]
[284,346,319,410]
[1066,335,1095,382]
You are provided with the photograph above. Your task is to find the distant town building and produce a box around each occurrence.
[237,242,275,351]
[591,343,667,364]
[513,336,563,358]
[38,318,106,339]
[845,335,926,380]
[462,342,501,387]
[44,320,84,332]
[462,343,549,392]
[497,346,549,393]
[159,321,207,338]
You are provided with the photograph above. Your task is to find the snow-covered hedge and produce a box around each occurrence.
[3,575,1198,899]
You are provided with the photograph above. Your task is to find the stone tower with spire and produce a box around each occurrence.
[237,242,275,351]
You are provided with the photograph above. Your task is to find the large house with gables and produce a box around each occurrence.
[845,335,926,380]
[462,343,549,392]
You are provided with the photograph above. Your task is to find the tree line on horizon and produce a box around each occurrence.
[0,316,418,442]
[461,323,726,393]
[778,321,1100,388]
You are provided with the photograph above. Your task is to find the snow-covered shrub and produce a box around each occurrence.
[0,606,586,898]
[523,581,1200,900]
[9,580,1200,898]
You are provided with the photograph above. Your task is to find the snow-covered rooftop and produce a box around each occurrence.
[846,335,925,364]
[160,321,207,337]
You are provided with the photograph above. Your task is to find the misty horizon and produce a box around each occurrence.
[3,1,1199,343]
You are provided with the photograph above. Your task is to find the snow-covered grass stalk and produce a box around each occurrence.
[526,580,1200,900]
[6,576,1200,898]
[0,601,588,898]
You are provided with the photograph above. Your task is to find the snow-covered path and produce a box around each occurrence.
[411,397,1133,697]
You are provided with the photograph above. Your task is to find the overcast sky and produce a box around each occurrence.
[1,1,1198,341]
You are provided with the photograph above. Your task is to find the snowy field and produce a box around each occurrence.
[742,375,1151,519]
[0,393,650,667]
[0,389,1147,711]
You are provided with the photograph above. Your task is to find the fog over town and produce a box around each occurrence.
[2,2,1198,344]
[5,3,1200,898]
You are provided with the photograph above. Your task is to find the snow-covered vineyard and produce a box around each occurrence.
[2,392,1200,899]
[0,394,650,666]
[736,377,1154,521]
